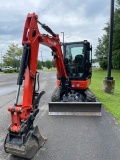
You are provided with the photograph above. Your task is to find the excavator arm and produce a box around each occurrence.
[4,13,68,159]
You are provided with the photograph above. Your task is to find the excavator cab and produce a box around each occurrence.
[63,40,92,81]
[49,40,101,116]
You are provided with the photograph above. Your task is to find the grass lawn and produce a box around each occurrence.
[90,68,120,123]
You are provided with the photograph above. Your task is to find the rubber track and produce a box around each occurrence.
[85,88,96,102]
[51,87,61,102]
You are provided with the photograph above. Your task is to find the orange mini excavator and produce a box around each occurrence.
[4,13,101,159]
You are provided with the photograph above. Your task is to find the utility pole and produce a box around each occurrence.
[103,0,115,94]
[61,32,64,43]
[1,51,2,68]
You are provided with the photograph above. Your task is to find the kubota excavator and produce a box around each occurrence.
[4,13,101,159]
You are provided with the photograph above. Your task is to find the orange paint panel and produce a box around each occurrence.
[56,79,60,86]
[56,79,91,89]
[71,79,91,89]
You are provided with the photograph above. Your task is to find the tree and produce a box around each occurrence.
[3,44,22,68]
[51,60,56,68]
[37,60,42,69]
[42,61,45,67]
[45,60,52,69]
[112,4,120,69]
[92,59,98,63]
[95,0,120,69]
[95,35,108,69]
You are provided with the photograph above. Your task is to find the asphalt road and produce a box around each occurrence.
[0,73,17,96]
[0,72,120,160]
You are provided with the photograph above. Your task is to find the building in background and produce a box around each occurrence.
[92,62,100,68]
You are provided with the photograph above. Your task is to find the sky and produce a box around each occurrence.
[0,0,111,62]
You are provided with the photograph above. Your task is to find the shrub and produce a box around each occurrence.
[99,59,107,70]
[4,69,14,73]
[3,68,19,73]
[13,68,19,73]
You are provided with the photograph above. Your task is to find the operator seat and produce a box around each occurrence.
[74,54,84,76]
[75,55,83,64]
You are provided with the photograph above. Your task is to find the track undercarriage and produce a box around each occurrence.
[49,87,101,116]
[51,87,96,102]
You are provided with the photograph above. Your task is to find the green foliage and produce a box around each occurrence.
[4,69,14,73]
[3,44,22,68]
[37,60,56,70]
[37,60,42,69]
[92,59,98,63]
[99,59,107,70]
[3,68,19,73]
[13,68,19,73]
[45,60,53,69]
[95,34,109,69]
[51,60,56,68]
[95,1,120,69]
[42,61,46,67]
[112,49,120,68]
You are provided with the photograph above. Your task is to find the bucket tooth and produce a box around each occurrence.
[4,126,45,159]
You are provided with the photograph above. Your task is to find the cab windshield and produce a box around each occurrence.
[64,43,84,78]
[65,43,84,62]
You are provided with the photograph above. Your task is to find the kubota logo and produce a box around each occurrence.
[48,39,56,46]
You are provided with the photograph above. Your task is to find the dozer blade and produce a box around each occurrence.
[49,102,102,116]
[4,126,45,159]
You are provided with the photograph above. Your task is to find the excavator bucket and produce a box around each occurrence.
[49,102,102,116]
[4,126,45,159]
